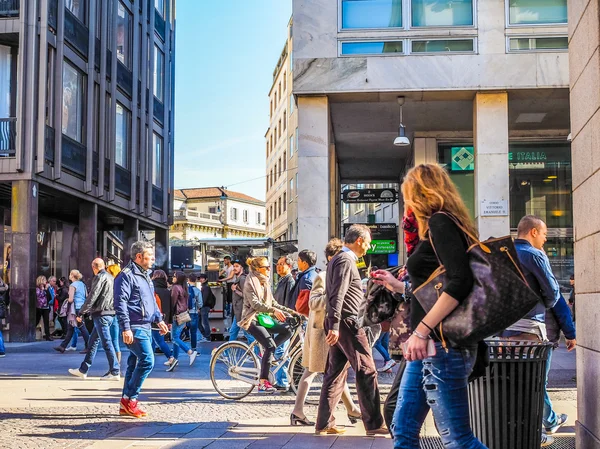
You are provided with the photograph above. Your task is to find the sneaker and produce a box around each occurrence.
[0,353,5,357]
[166,359,179,372]
[128,399,148,417]
[101,372,121,381]
[163,357,175,366]
[257,380,276,393]
[119,398,144,418]
[377,360,397,373]
[65,346,77,352]
[68,368,87,379]
[189,350,198,366]
[545,413,568,434]
[541,433,555,447]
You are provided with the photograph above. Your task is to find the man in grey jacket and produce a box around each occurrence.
[68,258,120,380]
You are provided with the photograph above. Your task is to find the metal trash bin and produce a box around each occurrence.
[468,340,552,449]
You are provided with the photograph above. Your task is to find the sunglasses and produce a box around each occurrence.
[259,265,271,269]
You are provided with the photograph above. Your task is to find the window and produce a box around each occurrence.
[412,39,474,53]
[62,61,85,143]
[289,223,294,239]
[295,128,299,154]
[116,2,132,69]
[154,45,164,102]
[508,36,568,52]
[283,72,287,91]
[270,205,273,221]
[295,173,298,195]
[152,133,162,187]
[279,120,282,137]
[290,94,294,115]
[278,197,282,216]
[274,163,278,180]
[243,209,249,223]
[290,178,294,197]
[274,127,277,145]
[270,100,273,118]
[278,82,282,100]
[275,91,277,106]
[342,0,403,29]
[66,0,86,23]
[256,212,262,224]
[115,103,130,169]
[270,169,273,187]
[283,152,287,170]
[283,111,287,131]
[283,192,287,211]
[341,41,403,55]
[508,0,567,25]
[231,207,238,221]
[155,0,165,17]
[278,158,282,176]
[270,134,273,152]
[289,136,294,158]
[209,206,217,214]
[411,0,473,27]
[266,141,269,157]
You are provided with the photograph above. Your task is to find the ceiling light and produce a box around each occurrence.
[543,179,553,183]
[548,175,557,179]
[394,97,410,147]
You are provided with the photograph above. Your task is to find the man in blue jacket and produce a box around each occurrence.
[115,241,168,418]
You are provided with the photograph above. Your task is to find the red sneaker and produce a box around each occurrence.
[129,399,148,417]
[119,398,145,418]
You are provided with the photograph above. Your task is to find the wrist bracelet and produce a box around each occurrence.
[413,330,430,340]
[420,320,434,333]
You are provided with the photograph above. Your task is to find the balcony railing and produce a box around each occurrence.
[173,209,221,224]
[0,0,19,18]
[0,118,16,157]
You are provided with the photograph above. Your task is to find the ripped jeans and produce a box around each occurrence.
[392,342,487,449]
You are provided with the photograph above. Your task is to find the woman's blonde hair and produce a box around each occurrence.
[106,264,121,278]
[247,256,269,272]
[36,276,47,288]
[69,269,83,281]
[401,164,478,241]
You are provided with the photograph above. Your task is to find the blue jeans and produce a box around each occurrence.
[187,313,199,349]
[275,340,290,387]
[543,347,558,428]
[0,327,5,353]
[80,315,119,375]
[122,327,154,401]
[172,320,191,359]
[199,306,211,340]
[229,316,240,341]
[152,329,172,359]
[373,331,392,362]
[110,317,120,354]
[392,343,487,449]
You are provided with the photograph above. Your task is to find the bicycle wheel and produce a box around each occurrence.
[288,350,323,405]
[210,341,260,400]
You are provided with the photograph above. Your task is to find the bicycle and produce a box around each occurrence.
[210,314,309,400]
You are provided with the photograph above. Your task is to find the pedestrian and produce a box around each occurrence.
[272,255,296,392]
[0,273,7,357]
[290,250,318,309]
[35,276,52,341]
[187,274,203,351]
[115,241,169,418]
[105,265,122,365]
[372,164,486,448]
[220,256,236,317]
[54,270,91,353]
[569,274,575,322]
[315,225,387,436]
[229,260,246,341]
[68,258,120,380]
[291,238,361,426]
[198,273,215,341]
[373,330,396,372]
[151,269,174,367]
[239,256,295,393]
[167,272,198,372]
[54,277,70,338]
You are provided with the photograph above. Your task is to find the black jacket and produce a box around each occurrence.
[153,278,172,325]
[274,273,296,310]
[79,270,115,318]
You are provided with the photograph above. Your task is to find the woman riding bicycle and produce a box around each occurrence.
[239,256,296,393]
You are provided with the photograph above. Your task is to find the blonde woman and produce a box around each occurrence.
[54,270,90,353]
[239,256,295,393]
[290,238,361,426]
[35,276,52,341]
[373,164,486,449]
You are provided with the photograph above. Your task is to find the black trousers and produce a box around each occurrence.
[247,321,292,380]
[36,308,50,338]
[384,356,407,430]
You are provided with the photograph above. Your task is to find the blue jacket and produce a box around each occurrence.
[514,239,560,322]
[546,295,576,344]
[292,265,318,300]
[114,261,162,331]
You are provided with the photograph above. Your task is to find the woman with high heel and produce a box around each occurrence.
[290,238,361,426]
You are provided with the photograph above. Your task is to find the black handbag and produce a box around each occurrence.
[412,212,541,348]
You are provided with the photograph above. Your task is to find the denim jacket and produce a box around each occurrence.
[114,261,162,331]
[514,239,560,322]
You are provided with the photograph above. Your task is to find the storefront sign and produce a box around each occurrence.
[508,151,547,162]
[369,240,397,254]
[451,146,475,171]
[480,199,509,217]
[342,188,398,203]
[343,223,398,254]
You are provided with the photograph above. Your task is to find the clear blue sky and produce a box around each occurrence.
[173,1,292,202]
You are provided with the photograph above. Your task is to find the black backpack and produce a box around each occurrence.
[203,286,216,309]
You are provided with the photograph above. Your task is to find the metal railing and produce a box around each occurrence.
[0,118,16,157]
[0,0,19,18]
[173,209,221,223]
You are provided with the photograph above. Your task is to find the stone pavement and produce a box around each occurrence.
[0,339,577,449]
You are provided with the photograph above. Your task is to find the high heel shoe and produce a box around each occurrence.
[347,411,362,424]
[290,413,315,426]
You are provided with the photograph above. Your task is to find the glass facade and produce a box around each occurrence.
[341,41,403,55]
[509,36,568,51]
[411,0,473,27]
[62,61,85,143]
[509,0,567,25]
[66,0,86,23]
[342,0,403,29]
[412,39,474,53]
[153,45,164,101]
[152,132,163,187]
[115,103,130,169]
[116,2,132,69]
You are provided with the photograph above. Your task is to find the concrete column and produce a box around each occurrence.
[297,96,330,268]
[412,138,438,166]
[569,2,600,447]
[154,227,169,273]
[78,202,98,286]
[122,218,139,265]
[473,92,510,240]
[10,181,38,342]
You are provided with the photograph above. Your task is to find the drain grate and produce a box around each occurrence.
[419,436,575,449]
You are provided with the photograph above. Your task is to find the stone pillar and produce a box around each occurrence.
[412,138,438,166]
[473,92,510,240]
[122,218,139,265]
[154,227,169,272]
[569,2,600,447]
[78,202,98,286]
[297,96,330,268]
[10,181,38,342]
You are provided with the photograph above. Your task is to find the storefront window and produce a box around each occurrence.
[342,0,403,29]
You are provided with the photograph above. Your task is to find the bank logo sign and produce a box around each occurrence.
[452,146,475,171]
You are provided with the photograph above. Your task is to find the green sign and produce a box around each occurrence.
[451,146,475,171]
[368,240,397,255]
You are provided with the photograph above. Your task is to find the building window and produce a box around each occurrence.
[274,163,278,181]
[155,0,165,17]
[283,152,287,170]
[275,91,277,106]
[153,45,164,102]
[115,103,130,169]
[289,136,294,158]
[209,206,217,214]
[116,2,132,69]
[290,94,294,115]
[274,127,277,145]
[256,212,262,224]
[278,158,282,176]
[279,120,282,137]
[295,173,298,195]
[278,197,282,216]
[243,209,249,223]
[411,0,473,27]
[283,192,287,211]
[278,82,282,100]
[270,169,273,187]
[270,100,273,118]
[411,39,474,53]
[341,41,403,55]
[270,134,273,152]
[270,205,273,221]
[283,72,287,91]
[342,0,403,29]
[508,0,567,25]
[66,0,86,23]
[283,110,287,131]
[290,178,294,197]
[295,128,298,154]
[62,61,85,143]
[289,223,294,239]
[231,207,238,221]
[508,36,568,52]
[152,132,162,187]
